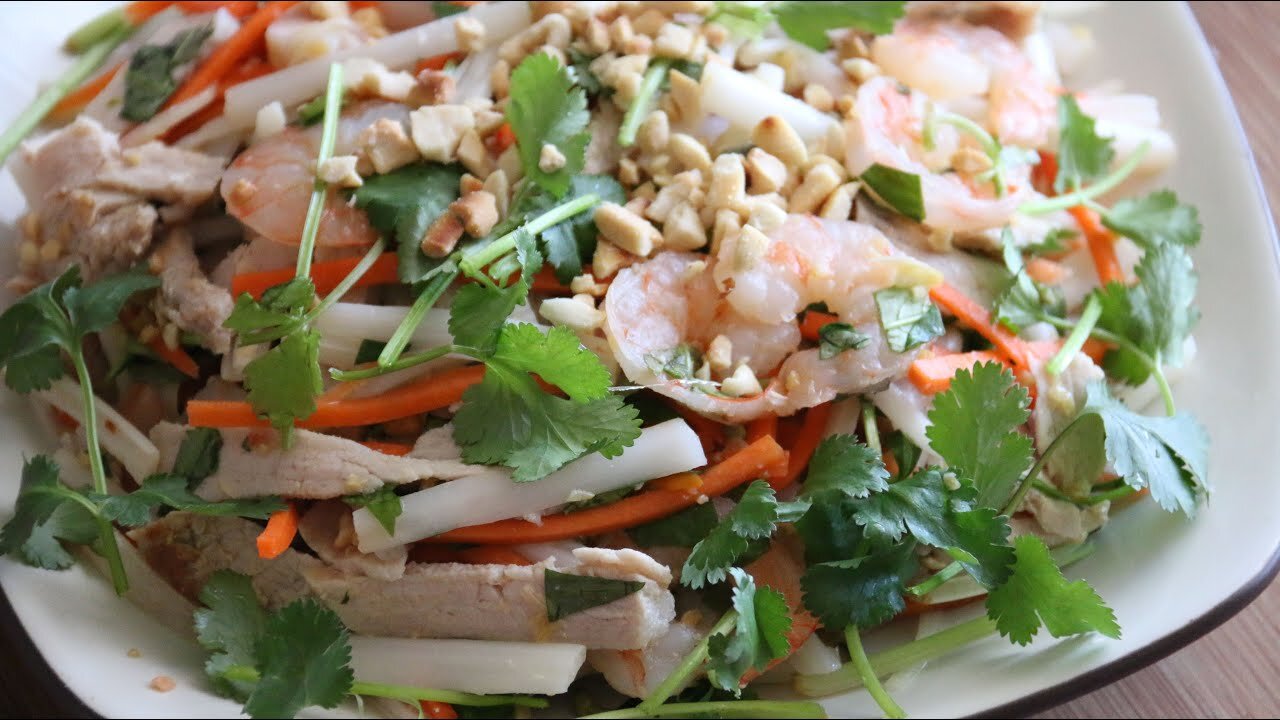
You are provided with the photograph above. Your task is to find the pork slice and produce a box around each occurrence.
[14,117,117,201]
[127,512,319,611]
[904,1,1041,40]
[305,547,676,649]
[409,425,464,461]
[153,230,235,353]
[299,500,408,581]
[150,422,482,500]
[94,141,227,208]
[1011,489,1109,547]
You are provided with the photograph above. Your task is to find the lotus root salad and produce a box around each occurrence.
[0,2,1208,718]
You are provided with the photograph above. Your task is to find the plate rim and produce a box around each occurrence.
[2,2,1279,719]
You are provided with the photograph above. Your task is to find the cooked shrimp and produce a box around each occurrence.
[221,102,408,248]
[846,76,1039,235]
[872,18,1058,148]
[604,216,940,423]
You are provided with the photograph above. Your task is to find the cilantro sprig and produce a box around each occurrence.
[121,24,212,122]
[681,481,810,589]
[507,51,590,196]
[986,535,1120,645]
[709,1,906,49]
[196,572,549,719]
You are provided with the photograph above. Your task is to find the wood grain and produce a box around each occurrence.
[1040,2,1280,716]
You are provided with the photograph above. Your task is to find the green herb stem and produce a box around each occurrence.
[71,350,128,594]
[1033,480,1137,507]
[845,626,906,719]
[66,6,130,53]
[218,665,547,709]
[331,344,466,382]
[304,238,386,324]
[458,193,602,278]
[1002,412,1086,517]
[639,610,739,711]
[906,560,965,598]
[861,401,881,454]
[618,59,673,148]
[794,617,998,699]
[1042,317,1176,416]
[1046,294,1101,376]
[582,700,828,719]
[376,265,458,368]
[294,63,345,280]
[1019,141,1151,215]
[0,25,132,165]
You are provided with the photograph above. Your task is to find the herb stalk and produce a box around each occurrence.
[618,59,673,148]
[1019,142,1150,215]
[639,610,739,711]
[217,665,547,708]
[71,351,128,594]
[1046,294,1101,376]
[376,265,458,368]
[845,626,906,719]
[457,193,602,278]
[295,63,345,279]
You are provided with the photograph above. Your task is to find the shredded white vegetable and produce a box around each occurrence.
[36,378,159,483]
[348,636,587,695]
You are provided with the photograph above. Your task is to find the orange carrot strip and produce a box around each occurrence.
[745,414,777,443]
[428,436,788,544]
[51,63,121,119]
[1081,337,1111,364]
[649,471,703,492]
[775,402,831,491]
[231,253,400,298]
[165,1,297,109]
[416,51,468,73]
[488,122,516,154]
[908,350,1010,395]
[257,503,299,559]
[420,701,458,720]
[1025,256,1067,286]
[124,1,177,24]
[799,310,838,342]
[663,401,725,456]
[187,364,486,429]
[176,0,258,17]
[1031,150,1058,196]
[740,536,820,684]
[529,266,575,295]
[455,546,534,566]
[929,283,1032,368]
[357,441,414,456]
[1068,205,1126,286]
[145,336,201,379]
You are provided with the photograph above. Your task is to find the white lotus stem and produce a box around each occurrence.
[700,62,839,143]
[348,636,587,695]
[36,378,159,482]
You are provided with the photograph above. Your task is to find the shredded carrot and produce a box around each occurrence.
[176,0,259,17]
[649,471,703,492]
[1031,150,1058,196]
[257,503,299,559]
[428,436,787,544]
[231,253,400,299]
[1025,256,1067,286]
[146,336,201,379]
[663,400,725,456]
[165,1,297,109]
[798,310,838,342]
[124,1,177,24]
[422,698,461,718]
[163,56,275,142]
[488,122,516,155]
[745,415,777,443]
[416,51,468,73]
[455,546,534,566]
[908,350,1010,395]
[188,364,486,429]
[929,283,1033,368]
[1068,205,1126,286]
[357,441,414,456]
[739,535,820,684]
[51,63,121,119]
[774,403,830,491]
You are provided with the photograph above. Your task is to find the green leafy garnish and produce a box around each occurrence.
[705,569,793,694]
[985,535,1119,645]
[350,162,464,284]
[0,456,98,570]
[242,329,324,440]
[354,339,387,365]
[343,485,403,535]
[121,25,212,122]
[803,436,891,501]
[95,475,285,527]
[522,175,626,282]
[196,571,270,700]
[800,542,918,630]
[296,89,347,126]
[645,343,703,381]
[1093,243,1199,384]
[817,322,870,360]
[1053,94,1114,194]
[682,481,809,589]
[860,163,925,222]
[874,287,943,352]
[506,52,590,197]
[431,0,468,18]
[994,231,1065,333]
[774,1,906,49]
[926,362,1034,509]
[1102,189,1202,249]
[628,503,719,548]
[172,427,223,485]
[544,569,645,622]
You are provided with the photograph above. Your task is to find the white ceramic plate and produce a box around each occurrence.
[2,2,1278,718]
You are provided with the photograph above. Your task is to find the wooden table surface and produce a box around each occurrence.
[1040,2,1280,716]
[0,2,1278,719]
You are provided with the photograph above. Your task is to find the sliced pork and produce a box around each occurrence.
[298,500,408,581]
[153,230,235,353]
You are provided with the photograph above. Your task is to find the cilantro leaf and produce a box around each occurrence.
[926,362,1034,509]
[351,162,463,284]
[196,571,270,700]
[447,230,540,354]
[1102,189,1201,249]
[795,494,867,565]
[885,431,921,481]
[628,502,719,548]
[354,339,387,365]
[1094,243,1198,383]
[63,267,163,338]
[2,343,64,393]
[817,322,870,360]
[875,287,943,352]
[773,1,906,50]
[173,428,222,485]
[706,568,793,694]
[121,25,212,122]
[860,164,925,222]
[0,456,93,568]
[994,232,1065,333]
[708,1,776,39]
[801,542,918,630]
[506,52,590,198]
[1023,228,1076,256]
[343,485,403,535]
[18,500,99,570]
[682,481,805,589]
[452,324,641,481]
[544,569,645,621]
[242,329,324,442]
[224,277,317,344]
[1080,383,1208,516]
[853,469,1014,587]
[803,436,890,500]
[431,0,467,18]
[531,175,626,282]
[296,89,347,126]
[96,474,285,527]
[644,343,703,381]
[985,535,1119,645]
[1054,95,1114,194]
[243,599,354,719]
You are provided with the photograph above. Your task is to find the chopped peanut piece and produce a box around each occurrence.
[665,69,701,123]
[637,110,671,154]
[420,212,465,258]
[668,132,712,173]
[819,182,859,220]
[733,224,769,271]
[706,153,746,212]
[803,83,835,112]
[410,105,475,162]
[596,202,661,257]
[752,116,807,168]
[454,15,487,53]
[456,129,493,177]
[663,201,707,250]
[746,148,788,194]
[654,22,696,59]
[539,142,568,173]
[450,191,500,238]
[483,170,511,218]
[253,101,286,143]
[357,118,418,175]
[710,208,741,255]
[841,57,881,83]
[721,363,763,397]
[707,334,732,372]
[415,69,456,105]
[540,296,605,332]
[790,163,843,214]
[592,239,634,279]
[317,155,362,188]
